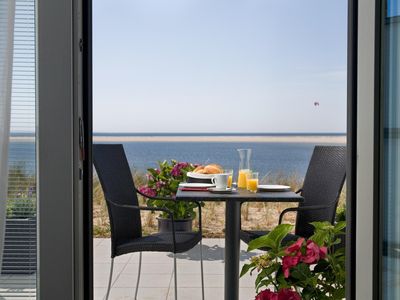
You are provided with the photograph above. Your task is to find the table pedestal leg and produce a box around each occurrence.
[225,200,241,300]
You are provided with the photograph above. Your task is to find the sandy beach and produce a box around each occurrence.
[10,134,346,144]
[92,135,346,144]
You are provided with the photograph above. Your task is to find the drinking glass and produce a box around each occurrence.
[224,169,234,188]
[246,172,259,193]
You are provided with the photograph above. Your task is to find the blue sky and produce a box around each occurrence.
[93,0,347,133]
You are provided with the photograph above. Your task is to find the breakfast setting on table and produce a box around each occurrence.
[174,148,303,300]
[178,148,292,194]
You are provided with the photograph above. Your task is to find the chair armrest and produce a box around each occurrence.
[106,199,178,250]
[134,187,202,232]
[295,188,303,194]
[278,204,333,224]
[106,199,174,219]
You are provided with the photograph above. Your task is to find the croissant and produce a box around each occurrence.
[203,165,223,174]
[193,165,205,173]
[193,164,223,174]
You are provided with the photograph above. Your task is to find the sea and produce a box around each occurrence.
[92,133,346,178]
[9,133,346,178]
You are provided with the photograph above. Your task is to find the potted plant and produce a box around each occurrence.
[241,221,346,300]
[2,197,37,274]
[139,160,200,232]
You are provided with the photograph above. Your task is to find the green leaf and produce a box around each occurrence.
[302,286,316,300]
[240,263,255,277]
[309,230,328,246]
[313,259,330,273]
[264,263,280,276]
[334,221,346,231]
[147,168,155,174]
[310,221,334,231]
[256,279,273,292]
[247,224,293,251]
[255,269,268,288]
[290,263,312,282]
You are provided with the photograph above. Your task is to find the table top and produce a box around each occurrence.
[176,189,304,203]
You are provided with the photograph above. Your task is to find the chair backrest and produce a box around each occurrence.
[295,146,346,238]
[93,144,142,257]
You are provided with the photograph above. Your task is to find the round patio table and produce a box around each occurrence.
[175,188,304,300]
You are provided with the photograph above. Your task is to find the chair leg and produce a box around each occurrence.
[134,252,142,300]
[105,258,114,300]
[200,240,205,300]
[174,253,178,300]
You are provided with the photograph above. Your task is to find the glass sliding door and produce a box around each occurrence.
[0,0,37,297]
[382,0,400,298]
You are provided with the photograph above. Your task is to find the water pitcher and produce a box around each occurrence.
[237,148,252,188]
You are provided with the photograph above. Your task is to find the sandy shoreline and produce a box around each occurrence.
[92,135,346,144]
[10,135,346,144]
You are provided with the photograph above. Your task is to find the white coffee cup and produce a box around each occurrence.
[212,174,229,189]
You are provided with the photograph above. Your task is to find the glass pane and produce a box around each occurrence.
[382,0,400,298]
[0,0,37,298]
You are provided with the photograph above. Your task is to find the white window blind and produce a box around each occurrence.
[0,0,37,298]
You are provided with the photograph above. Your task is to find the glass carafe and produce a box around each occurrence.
[237,149,252,188]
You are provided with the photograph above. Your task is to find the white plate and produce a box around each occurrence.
[187,172,223,179]
[179,182,215,188]
[257,185,291,192]
[208,187,237,194]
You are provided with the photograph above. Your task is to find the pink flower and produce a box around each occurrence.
[156,181,165,189]
[277,288,301,300]
[301,240,321,264]
[282,253,301,278]
[319,246,328,259]
[256,289,278,300]
[170,162,189,177]
[138,186,157,198]
[171,165,181,176]
[284,238,305,255]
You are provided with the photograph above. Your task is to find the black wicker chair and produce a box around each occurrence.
[93,144,204,300]
[240,145,346,246]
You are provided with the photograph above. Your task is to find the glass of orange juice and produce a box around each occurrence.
[225,169,234,188]
[246,172,259,193]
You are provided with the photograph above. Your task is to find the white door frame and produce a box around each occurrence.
[37,0,85,298]
[36,0,378,298]
[355,0,378,299]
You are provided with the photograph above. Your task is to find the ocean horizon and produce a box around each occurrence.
[10,132,346,178]
[92,133,346,178]
[93,132,346,137]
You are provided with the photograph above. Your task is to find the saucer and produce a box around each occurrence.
[179,182,215,188]
[208,187,237,194]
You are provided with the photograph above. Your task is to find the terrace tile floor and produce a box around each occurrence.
[94,238,262,300]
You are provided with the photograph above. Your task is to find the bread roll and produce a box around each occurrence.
[204,165,222,174]
[193,164,223,174]
[193,165,205,173]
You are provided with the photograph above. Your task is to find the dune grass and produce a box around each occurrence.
[93,171,346,238]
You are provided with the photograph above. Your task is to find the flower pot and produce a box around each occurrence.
[157,217,193,233]
[1,217,37,274]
